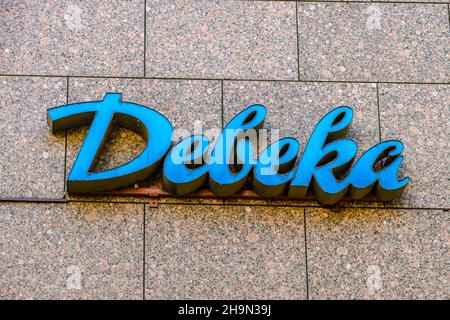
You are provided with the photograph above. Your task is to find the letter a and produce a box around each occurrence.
[47,93,173,193]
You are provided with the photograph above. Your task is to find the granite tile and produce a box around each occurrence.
[0,202,143,299]
[306,208,449,300]
[300,0,450,2]
[67,193,223,205]
[68,78,222,134]
[223,198,317,207]
[297,3,449,82]
[379,84,449,209]
[145,204,306,299]
[146,0,298,80]
[67,126,146,175]
[222,195,384,208]
[223,81,383,205]
[156,197,224,205]
[377,0,449,3]
[222,193,384,208]
[224,81,379,153]
[0,0,144,77]
[224,198,384,210]
[66,193,223,205]
[64,78,222,203]
[0,76,66,199]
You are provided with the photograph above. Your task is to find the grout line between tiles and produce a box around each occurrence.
[143,0,147,78]
[447,4,450,29]
[376,83,388,208]
[1,198,447,211]
[63,77,69,198]
[220,80,228,211]
[295,1,301,81]
[253,0,450,5]
[375,83,382,143]
[303,207,310,300]
[143,203,146,300]
[221,80,224,129]
[0,74,449,86]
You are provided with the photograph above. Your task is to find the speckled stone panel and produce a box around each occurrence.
[223,197,384,208]
[379,84,449,209]
[0,76,66,199]
[224,81,379,153]
[145,204,306,299]
[306,208,449,300]
[253,0,448,1]
[224,81,381,161]
[296,0,450,2]
[223,81,382,205]
[0,202,143,299]
[146,0,298,80]
[0,0,144,77]
[65,78,222,203]
[377,0,449,2]
[68,78,222,132]
[297,3,449,82]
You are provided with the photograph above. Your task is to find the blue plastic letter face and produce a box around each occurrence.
[208,105,266,196]
[348,140,410,201]
[253,138,300,197]
[163,135,211,195]
[47,93,173,193]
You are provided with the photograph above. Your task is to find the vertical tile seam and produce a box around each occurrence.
[221,80,224,130]
[447,4,450,30]
[221,80,226,206]
[142,203,146,300]
[303,207,310,300]
[376,83,387,208]
[143,0,147,78]
[295,1,301,81]
[376,83,382,143]
[63,76,69,198]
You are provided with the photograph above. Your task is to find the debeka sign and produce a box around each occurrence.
[47,93,410,205]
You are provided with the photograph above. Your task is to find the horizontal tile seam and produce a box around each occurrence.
[0,198,448,211]
[0,74,449,85]
[0,198,68,203]
[255,0,450,5]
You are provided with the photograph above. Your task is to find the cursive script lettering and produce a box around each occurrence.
[47,93,410,204]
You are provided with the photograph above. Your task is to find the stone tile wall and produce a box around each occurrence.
[0,0,448,299]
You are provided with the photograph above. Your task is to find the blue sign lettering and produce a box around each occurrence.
[47,93,410,204]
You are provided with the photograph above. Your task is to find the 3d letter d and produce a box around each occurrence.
[47,93,173,193]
